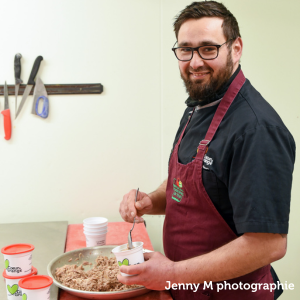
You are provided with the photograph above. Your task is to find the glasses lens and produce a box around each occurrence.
[175,48,193,61]
[199,46,218,59]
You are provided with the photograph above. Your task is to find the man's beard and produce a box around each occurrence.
[181,53,234,103]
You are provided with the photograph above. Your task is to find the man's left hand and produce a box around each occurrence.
[117,252,175,290]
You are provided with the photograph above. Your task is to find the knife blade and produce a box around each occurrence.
[1,82,12,140]
[31,77,49,118]
[14,53,23,118]
[15,55,43,119]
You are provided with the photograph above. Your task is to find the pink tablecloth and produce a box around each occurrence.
[59,222,172,300]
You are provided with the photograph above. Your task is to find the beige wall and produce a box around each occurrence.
[0,0,299,298]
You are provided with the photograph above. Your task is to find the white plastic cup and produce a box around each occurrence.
[112,242,144,276]
[83,224,107,231]
[84,232,107,247]
[83,223,108,229]
[19,275,53,300]
[2,267,38,300]
[1,244,34,277]
[83,217,108,227]
[83,228,108,235]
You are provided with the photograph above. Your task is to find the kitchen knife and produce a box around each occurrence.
[14,53,23,118]
[15,55,43,119]
[1,82,12,140]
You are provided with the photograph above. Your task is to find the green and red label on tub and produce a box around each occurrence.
[7,284,22,296]
[118,259,129,266]
[118,258,141,266]
[5,259,22,273]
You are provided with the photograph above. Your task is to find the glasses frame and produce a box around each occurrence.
[172,39,233,61]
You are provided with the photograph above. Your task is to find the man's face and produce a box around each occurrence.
[177,17,235,101]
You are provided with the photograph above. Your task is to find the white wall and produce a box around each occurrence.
[0,1,299,299]
[0,0,162,221]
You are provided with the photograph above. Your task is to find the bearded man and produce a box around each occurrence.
[118,1,295,299]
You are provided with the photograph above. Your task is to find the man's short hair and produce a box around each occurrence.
[174,1,241,47]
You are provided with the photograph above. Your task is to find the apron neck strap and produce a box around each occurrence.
[197,70,246,154]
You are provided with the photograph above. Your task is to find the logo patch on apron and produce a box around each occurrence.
[172,178,184,202]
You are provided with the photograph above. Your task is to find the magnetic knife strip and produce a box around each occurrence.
[0,83,103,95]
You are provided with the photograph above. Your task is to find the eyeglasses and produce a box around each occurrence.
[172,40,233,61]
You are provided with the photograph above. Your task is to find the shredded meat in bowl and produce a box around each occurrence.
[55,255,140,292]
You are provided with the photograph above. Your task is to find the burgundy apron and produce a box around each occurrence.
[163,70,274,300]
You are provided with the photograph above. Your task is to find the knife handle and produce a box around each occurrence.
[14,53,23,84]
[1,109,12,140]
[28,56,43,85]
[35,96,49,118]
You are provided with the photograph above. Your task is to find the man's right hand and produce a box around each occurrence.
[119,189,153,223]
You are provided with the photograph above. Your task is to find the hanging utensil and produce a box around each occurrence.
[14,53,22,118]
[31,77,49,118]
[127,188,139,250]
[16,55,43,119]
[1,82,12,140]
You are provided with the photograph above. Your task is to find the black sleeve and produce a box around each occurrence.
[228,124,296,234]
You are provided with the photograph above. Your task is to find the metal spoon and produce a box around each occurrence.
[127,188,139,250]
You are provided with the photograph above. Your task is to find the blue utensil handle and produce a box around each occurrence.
[35,96,49,118]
